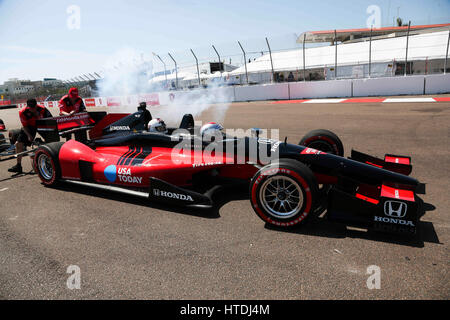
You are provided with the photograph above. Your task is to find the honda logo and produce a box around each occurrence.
[384,201,407,218]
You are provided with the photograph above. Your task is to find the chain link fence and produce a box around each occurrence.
[145,25,449,90]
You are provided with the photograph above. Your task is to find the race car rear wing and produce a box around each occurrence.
[36,112,106,143]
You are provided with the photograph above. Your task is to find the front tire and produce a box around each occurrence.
[299,129,344,156]
[34,142,64,186]
[299,129,344,216]
[250,159,319,227]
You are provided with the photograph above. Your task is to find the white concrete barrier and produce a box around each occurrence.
[288,80,352,99]
[352,75,425,97]
[234,83,289,101]
[159,87,235,105]
[26,74,445,111]
[424,74,450,94]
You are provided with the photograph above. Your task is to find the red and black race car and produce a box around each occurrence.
[23,103,426,235]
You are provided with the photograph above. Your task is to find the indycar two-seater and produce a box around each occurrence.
[23,104,425,235]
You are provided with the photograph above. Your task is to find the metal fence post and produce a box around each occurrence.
[168,53,178,90]
[334,29,337,79]
[444,29,450,74]
[369,26,373,78]
[153,53,167,85]
[265,37,274,83]
[405,21,411,76]
[303,33,306,81]
[212,45,222,73]
[190,49,201,87]
[238,41,249,85]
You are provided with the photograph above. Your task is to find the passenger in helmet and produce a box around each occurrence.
[200,122,224,142]
[148,118,167,133]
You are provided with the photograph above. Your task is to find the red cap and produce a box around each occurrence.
[69,87,79,98]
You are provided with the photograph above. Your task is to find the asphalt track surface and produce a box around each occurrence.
[0,98,449,300]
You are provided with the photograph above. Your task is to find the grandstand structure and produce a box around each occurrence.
[148,23,450,88]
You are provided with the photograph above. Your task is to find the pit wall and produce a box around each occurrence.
[16,74,450,109]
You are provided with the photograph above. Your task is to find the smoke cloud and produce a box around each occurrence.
[97,48,154,98]
[152,85,233,126]
[97,48,233,126]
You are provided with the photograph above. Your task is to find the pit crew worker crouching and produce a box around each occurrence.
[8,99,52,174]
[58,87,86,115]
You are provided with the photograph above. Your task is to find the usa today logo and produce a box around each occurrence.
[103,165,143,184]
[104,165,117,182]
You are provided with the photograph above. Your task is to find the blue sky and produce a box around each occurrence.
[0,0,449,83]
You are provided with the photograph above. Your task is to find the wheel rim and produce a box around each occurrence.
[38,153,53,180]
[259,175,304,219]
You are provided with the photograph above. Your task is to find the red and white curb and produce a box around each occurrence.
[271,97,450,104]
[12,96,450,109]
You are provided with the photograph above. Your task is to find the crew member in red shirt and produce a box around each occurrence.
[8,98,52,173]
[58,87,86,115]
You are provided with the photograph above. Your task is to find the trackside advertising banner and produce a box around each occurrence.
[15,93,161,109]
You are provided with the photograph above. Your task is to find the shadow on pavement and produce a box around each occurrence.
[49,181,222,219]
[0,170,35,183]
[264,196,439,248]
[45,180,439,247]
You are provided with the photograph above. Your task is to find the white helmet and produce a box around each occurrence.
[149,118,167,133]
[200,122,223,136]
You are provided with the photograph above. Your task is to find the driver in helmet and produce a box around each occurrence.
[148,118,167,134]
[200,122,224,142]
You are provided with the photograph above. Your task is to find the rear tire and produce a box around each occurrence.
[299,129,344,156]
[34,142,64,186]
[250,159,319,228]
